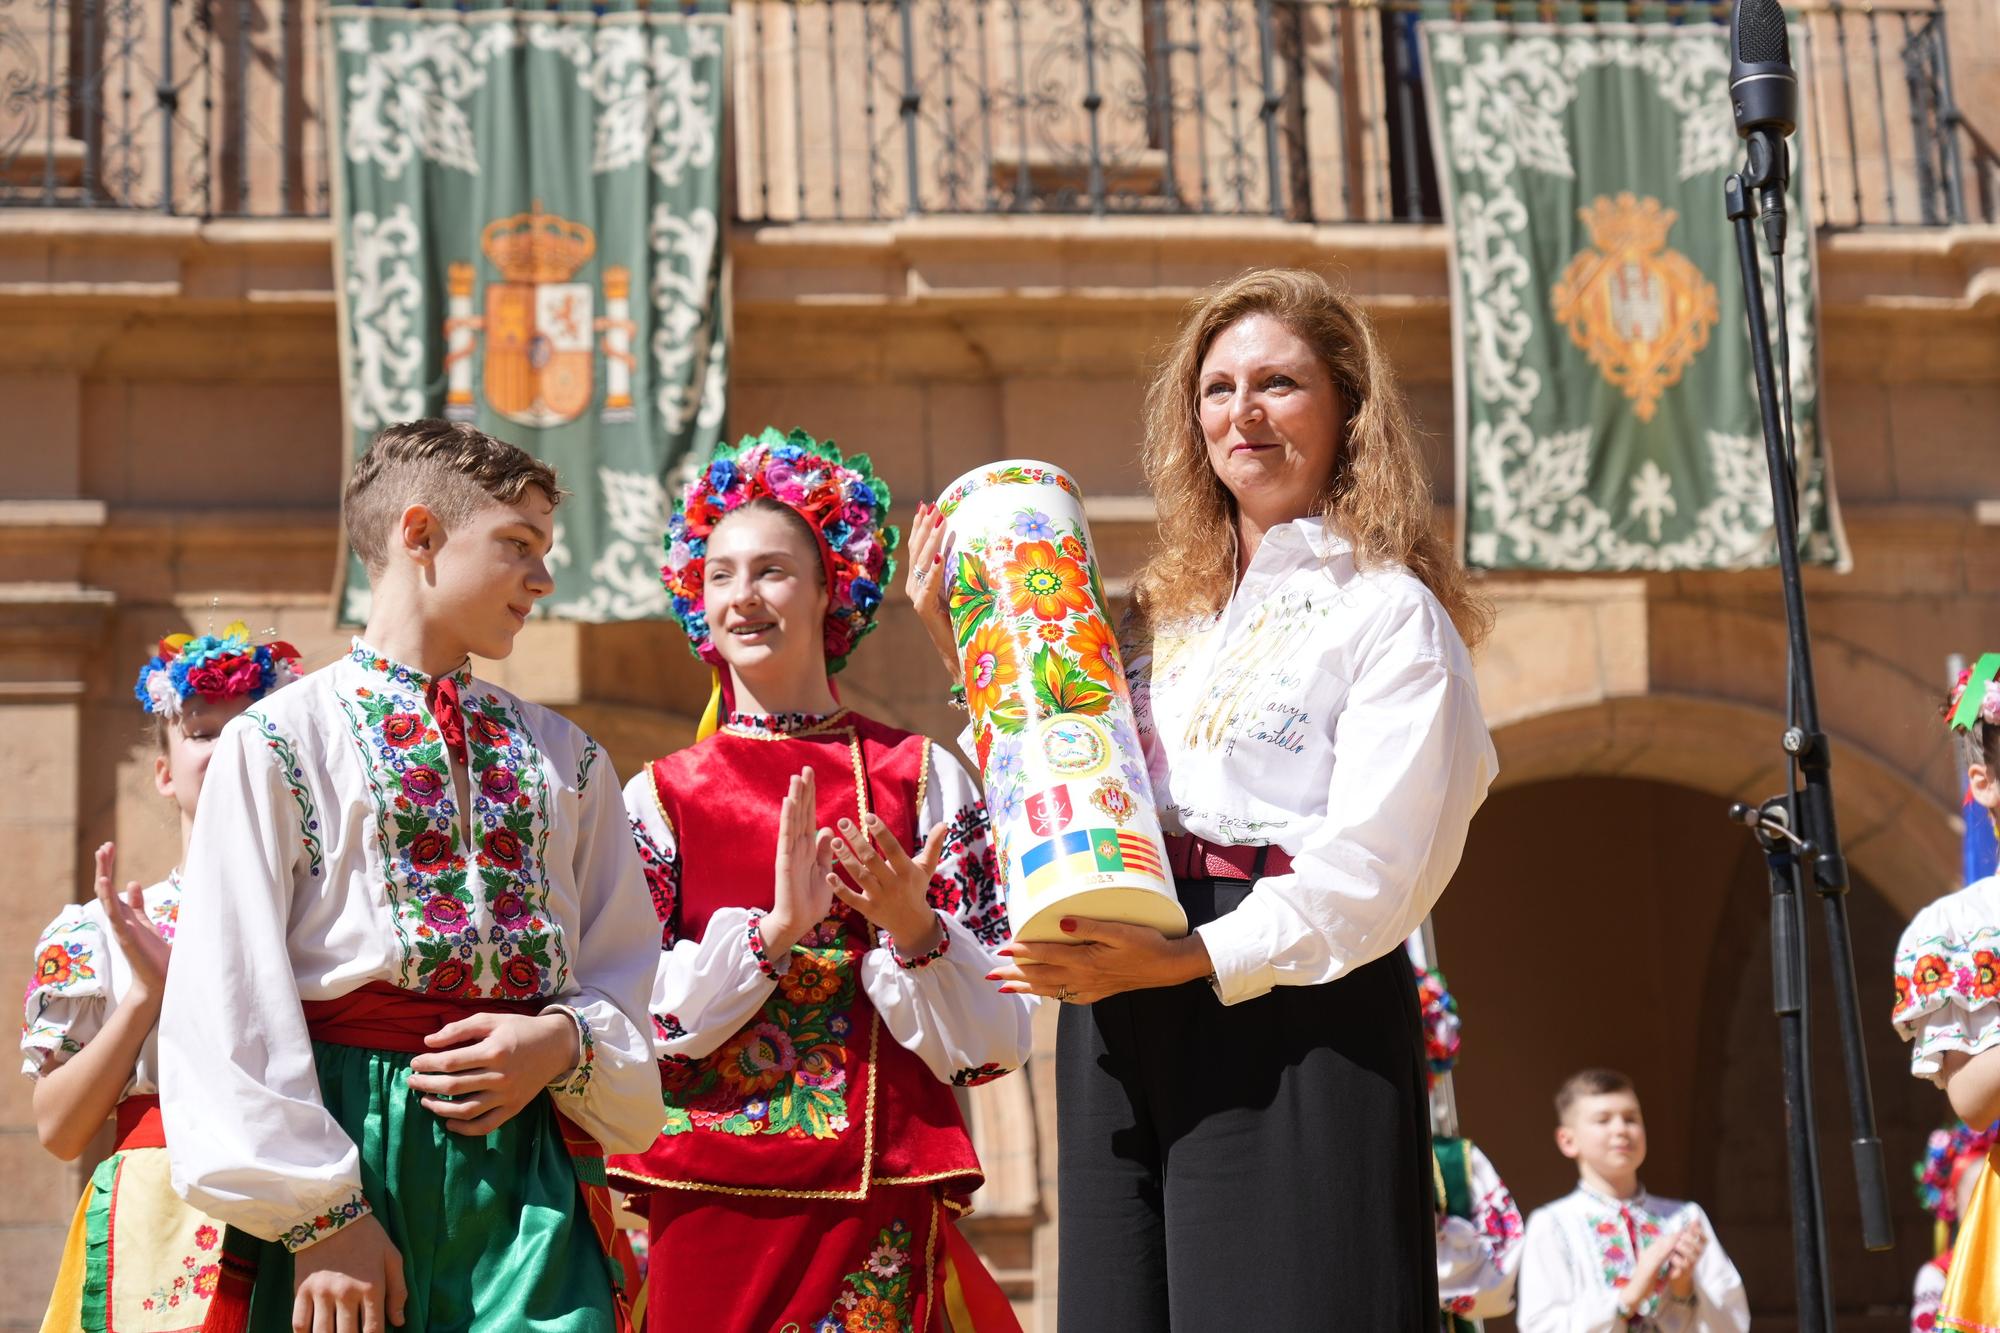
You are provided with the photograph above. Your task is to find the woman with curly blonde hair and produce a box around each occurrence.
[917,267,1499,1327]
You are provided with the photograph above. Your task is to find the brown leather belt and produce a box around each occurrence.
[1164,833,1293,882]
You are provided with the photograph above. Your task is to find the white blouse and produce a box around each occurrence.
[1439,1138,1526,1320]
[159,643,664,1251]
[1912,1255,1947,1332]
[1894,874,2000,1085]
[1124,517,1497,1005]
[1516,1187,1750,1333]
[624,727,1034,1088]
[21,875,181,1095]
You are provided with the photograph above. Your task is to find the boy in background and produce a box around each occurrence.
[1516,1068,1749,1331]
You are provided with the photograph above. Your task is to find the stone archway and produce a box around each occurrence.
[1432,687,1964,1330]
[1487,692,1960,917]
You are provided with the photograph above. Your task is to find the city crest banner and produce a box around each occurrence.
[1423,21,1847,572]
[327,0,728,622]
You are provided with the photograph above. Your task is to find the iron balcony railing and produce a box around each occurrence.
[1,0,1991,227]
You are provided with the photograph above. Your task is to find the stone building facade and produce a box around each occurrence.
[3,2,1998,1327]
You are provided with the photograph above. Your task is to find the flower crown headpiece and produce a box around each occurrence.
[1949,654,2000,733]
[1414,962,1462,1086]
[133,621,303,719]
[1915,1118,1997,1243]
[661,427,897,676]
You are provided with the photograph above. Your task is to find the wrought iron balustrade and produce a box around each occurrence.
[0,0,1988,227]
[737,0,1991,228]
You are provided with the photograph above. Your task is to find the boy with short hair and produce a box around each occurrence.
[1516,1069,1749,1332]
[159,419,664,1333]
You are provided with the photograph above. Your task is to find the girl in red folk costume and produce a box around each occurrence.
[607,428,1032,1333]
[26,624,300,1332]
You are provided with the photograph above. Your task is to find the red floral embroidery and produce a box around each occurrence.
[484,827,525,870]
[1916,954,1955,997]
[381,714,425,748]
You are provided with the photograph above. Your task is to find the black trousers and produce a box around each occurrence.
[1056,880,1437,1331]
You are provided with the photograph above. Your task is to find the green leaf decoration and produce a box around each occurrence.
[949,553,998,647]
[1030,645,1112,716]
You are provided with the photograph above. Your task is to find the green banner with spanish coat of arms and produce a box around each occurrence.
[328,0,727,623]
[1423,21,1847,572]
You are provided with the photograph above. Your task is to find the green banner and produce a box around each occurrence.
[328,0,728,622]
[1424,22,1847,572]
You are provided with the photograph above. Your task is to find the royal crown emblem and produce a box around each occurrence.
[442,203,638,429]
[1550,193,1719,423]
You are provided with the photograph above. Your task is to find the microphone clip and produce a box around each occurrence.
[1739,129,1790,257]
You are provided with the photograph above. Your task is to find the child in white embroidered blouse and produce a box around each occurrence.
[157,421,664,1333]
[24,624,301,1332]
[1891,652,2000,1332]
[1516,1069,1749,1332]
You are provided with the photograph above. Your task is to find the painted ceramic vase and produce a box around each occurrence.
[937,460,1187,943]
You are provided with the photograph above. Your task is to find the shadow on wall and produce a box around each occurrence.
[1434,775,1946,1333]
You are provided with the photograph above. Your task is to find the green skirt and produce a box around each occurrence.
[234,1040,617,1333]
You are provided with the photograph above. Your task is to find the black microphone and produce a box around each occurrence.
[1729,0,1796,252]
[1729,0,1798,139]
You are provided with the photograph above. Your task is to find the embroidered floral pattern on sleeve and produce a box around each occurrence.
[1476,1182,1526,1270]
[930,801,1008,949]
[576,738,602,793]
[747,910,789,981]
[544,1004,596,1098]
[662,914,859,1140]
[811,1219,915,1333]
[1894,923,2000,1066]
[22,910,101,1063]
[254,712,324,878]
[950,1063,1012,1087]
[632,816,680,945]
[338,652,569,999]
[886,914,951,970]
[280,1190,371,1254]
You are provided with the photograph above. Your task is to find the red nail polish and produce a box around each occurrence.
[984,973,1001,982]
[1060,918,1077,933]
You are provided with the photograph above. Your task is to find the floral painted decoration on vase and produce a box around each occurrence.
[660,426,897,676]
[134,621,302,718]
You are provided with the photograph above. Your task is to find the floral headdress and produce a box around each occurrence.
[1949,654,2000,734]
[1915,1118,1998,1252]
[1415,962,1462,1087]
[133,621,303,719]
[661,427,897,677]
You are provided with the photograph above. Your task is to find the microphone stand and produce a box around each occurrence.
[1723,129,1893,1333]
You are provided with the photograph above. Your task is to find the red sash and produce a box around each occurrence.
[114,1094,165,1152]
[203,982,641,1333]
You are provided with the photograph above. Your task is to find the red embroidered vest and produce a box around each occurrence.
[609,713,981,1204]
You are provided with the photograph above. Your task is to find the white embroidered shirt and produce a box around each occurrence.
[159,643,663,1251]
[1516,1186,1750,1333]
[1124,517,1497,1005]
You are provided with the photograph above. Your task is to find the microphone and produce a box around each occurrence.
[1729,0,1797,252]
[1729,0,1798,140]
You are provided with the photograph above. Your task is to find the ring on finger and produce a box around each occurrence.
[1055,984,1076,1003]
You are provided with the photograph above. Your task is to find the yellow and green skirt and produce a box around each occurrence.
[41,1100,223,1333]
